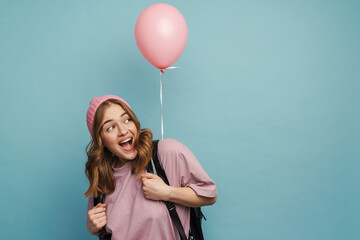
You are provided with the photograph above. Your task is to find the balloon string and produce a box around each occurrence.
[159,66,179,140]
[160,71,164,140]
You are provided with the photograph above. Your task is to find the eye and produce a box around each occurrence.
[124,118,131,123]
[106,125,115,132]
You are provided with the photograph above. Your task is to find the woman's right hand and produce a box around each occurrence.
[87,203,107,235]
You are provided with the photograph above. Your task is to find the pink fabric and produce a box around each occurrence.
[87,139,217,240]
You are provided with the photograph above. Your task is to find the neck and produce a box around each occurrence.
[114,157,127,168]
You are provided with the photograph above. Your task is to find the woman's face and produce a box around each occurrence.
[100,103,138,161]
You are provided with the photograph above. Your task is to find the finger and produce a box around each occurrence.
[89,211,106,222]
[92,205,106,212]
[96,215,107,223]
[145,173,162,181]
[143,186,151,197]
[95,203,106,208]
[95,218,107,229]
[97,219,108,229]
[141,173,155,179]
[93,211,106,219]
[89,212,106,227]
[89,206,106,215]
[142,178,150,186]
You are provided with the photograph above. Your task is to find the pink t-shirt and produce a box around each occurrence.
[87,139,217,240]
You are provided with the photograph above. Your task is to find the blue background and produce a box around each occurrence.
[1,0,359,239]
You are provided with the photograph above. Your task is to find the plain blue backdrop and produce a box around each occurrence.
[1,0,359,239]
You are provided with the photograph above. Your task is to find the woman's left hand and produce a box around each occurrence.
[141,173,171,201]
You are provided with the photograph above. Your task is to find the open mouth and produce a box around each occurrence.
[119,137,134,151]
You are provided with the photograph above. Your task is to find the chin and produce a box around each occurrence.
[121,150,138,161]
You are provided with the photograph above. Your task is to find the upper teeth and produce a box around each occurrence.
[121,138,131,144]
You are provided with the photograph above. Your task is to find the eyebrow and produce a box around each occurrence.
[101,112,128,128]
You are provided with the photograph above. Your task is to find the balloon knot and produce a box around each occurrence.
[161,69,165,73]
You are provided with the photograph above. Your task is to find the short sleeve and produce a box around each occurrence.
[158,139,217,198]
[87,196,94,212]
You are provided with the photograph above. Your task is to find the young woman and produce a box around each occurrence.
[85,95,217,240]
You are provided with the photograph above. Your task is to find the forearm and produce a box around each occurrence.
[167,186,217,208]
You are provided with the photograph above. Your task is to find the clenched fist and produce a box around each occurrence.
[87,203,107,235]
[141,173,172,201]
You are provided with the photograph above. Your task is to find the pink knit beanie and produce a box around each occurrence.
[86,95,132,137]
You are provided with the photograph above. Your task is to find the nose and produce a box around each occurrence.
[117,123,128,136]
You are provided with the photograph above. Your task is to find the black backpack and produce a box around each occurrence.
[94,140,206,240]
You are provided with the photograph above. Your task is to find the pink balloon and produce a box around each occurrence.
[135,3,188,72]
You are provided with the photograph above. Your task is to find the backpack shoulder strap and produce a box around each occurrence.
[93,195,111,240]
[150,140,169,184]
[93,195,105,206]
[150,140,187,240]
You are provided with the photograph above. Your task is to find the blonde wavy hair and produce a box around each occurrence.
[84,99,153,198]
